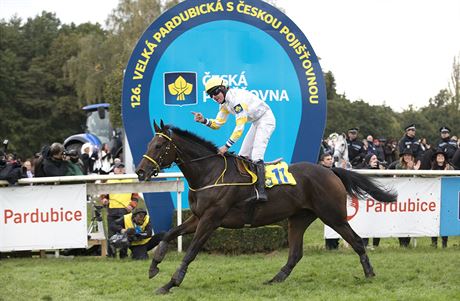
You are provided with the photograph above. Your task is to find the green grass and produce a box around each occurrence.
[1,220,459,301]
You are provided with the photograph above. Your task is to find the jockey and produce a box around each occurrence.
[192,77,276,202]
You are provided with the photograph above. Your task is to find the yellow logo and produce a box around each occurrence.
[168,76,193,101]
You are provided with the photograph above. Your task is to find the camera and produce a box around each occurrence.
[64,149,78,157]
[2,139,8,152]
[109,233,129,248]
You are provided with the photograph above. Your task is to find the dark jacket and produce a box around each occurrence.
[347,138,366,166]
[398,135,422,160]
[436,138,458,160]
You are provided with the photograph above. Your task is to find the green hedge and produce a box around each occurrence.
[171,210,288,254]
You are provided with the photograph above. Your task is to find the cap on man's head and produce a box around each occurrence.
[348,127,359,133]
[404,124,416,131]
[439,126,451,133]
[133,207,147,216]
[114,162,125,169]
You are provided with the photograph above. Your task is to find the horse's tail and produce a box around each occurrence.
[331,167,397,202]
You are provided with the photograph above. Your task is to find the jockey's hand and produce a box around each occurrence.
[192,111,205,123]
[218,145,228,155]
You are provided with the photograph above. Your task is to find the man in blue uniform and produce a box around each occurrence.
[398,124,422,161]
[346,127,366,167]
[436,126,457,162]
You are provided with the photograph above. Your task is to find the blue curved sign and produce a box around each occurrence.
[122,0,326,232]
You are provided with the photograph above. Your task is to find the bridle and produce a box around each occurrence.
[141,131,256,190]
[142,132,180,176]
[142,131,219,176]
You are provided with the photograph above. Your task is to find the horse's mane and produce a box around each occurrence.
[170,126,218,153]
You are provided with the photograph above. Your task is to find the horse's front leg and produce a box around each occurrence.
[149,215,199,279]
[156,212,221,294]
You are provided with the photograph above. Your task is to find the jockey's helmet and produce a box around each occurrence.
[205,77,225,96]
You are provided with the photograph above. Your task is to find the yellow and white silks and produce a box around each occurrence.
[205,88,276,161]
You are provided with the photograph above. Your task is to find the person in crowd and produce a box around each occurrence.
[394,148,419,247]
[101,162,139,258]
[35,143,69,177]
[395,148,421,171]
[94,143,113,174]
[419,137,430,157]
[356,153,385,248]
[23,159,34,178]
[373,138,385,162]
[398,124,422,161]
[192,77,276,202]
[317,139,333,163]
[0,151,25,184]
[318,153,340,250]
[346,127,366,168]
[65,150,84,176]
[430,148,453,248]
[366,135,376,155]
[110,207,165,260]
[431,149,454,171]
[384,139,398,165]
[80,143,97,175]
[436,126,458,162]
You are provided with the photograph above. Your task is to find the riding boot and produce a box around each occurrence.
[255,160,268,202]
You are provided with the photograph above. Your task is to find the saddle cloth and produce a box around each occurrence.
[242,160,297,188]
[264,161,297,188]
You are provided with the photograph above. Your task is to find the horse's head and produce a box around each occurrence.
[328,133,349,167]
[135,120,179,181]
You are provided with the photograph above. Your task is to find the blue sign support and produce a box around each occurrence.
[122,0,327,232]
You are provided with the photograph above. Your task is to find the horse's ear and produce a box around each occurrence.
[160,120,165,130]
[342,133,347,139]
[153,120,160,133]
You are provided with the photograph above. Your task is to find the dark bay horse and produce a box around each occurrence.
[136,121,398,294]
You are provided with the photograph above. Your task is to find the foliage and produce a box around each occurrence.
[0,13,101,158]
[0,2,458,160]
[323,56,460,144]
[172,210,288,254]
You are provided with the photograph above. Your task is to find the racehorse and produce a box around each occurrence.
[328,133,351,169]
[136,121,398,294]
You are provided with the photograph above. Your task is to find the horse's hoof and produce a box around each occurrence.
[155,287,170,295]
[263,279,274,285]
[149,267,160,279]
[365,272,376,278]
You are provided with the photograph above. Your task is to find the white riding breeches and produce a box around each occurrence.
[238,109,276,161]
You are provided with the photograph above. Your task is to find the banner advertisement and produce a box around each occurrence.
[122,0,327,231]
[440,177,460,236]
[0,184,87,251]
[325,178,441,239]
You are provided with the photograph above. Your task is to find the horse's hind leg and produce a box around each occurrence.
[149,215,199,279]
[266,211,317,284]
[328,222,375,278]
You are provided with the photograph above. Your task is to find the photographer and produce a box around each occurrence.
[0,139,26,184]
[110,207,164,260]
[35,143,69,177]
[65,149,85,176]
[101,162,139,258]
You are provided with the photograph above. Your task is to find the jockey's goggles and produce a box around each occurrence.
[207,87,223,98]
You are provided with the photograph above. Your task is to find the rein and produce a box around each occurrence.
[142,132,257,191]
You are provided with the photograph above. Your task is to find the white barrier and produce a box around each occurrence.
[0,173,184,253]
[1,170,459,252]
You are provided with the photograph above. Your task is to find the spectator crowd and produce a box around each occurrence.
[318,124,459,250]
